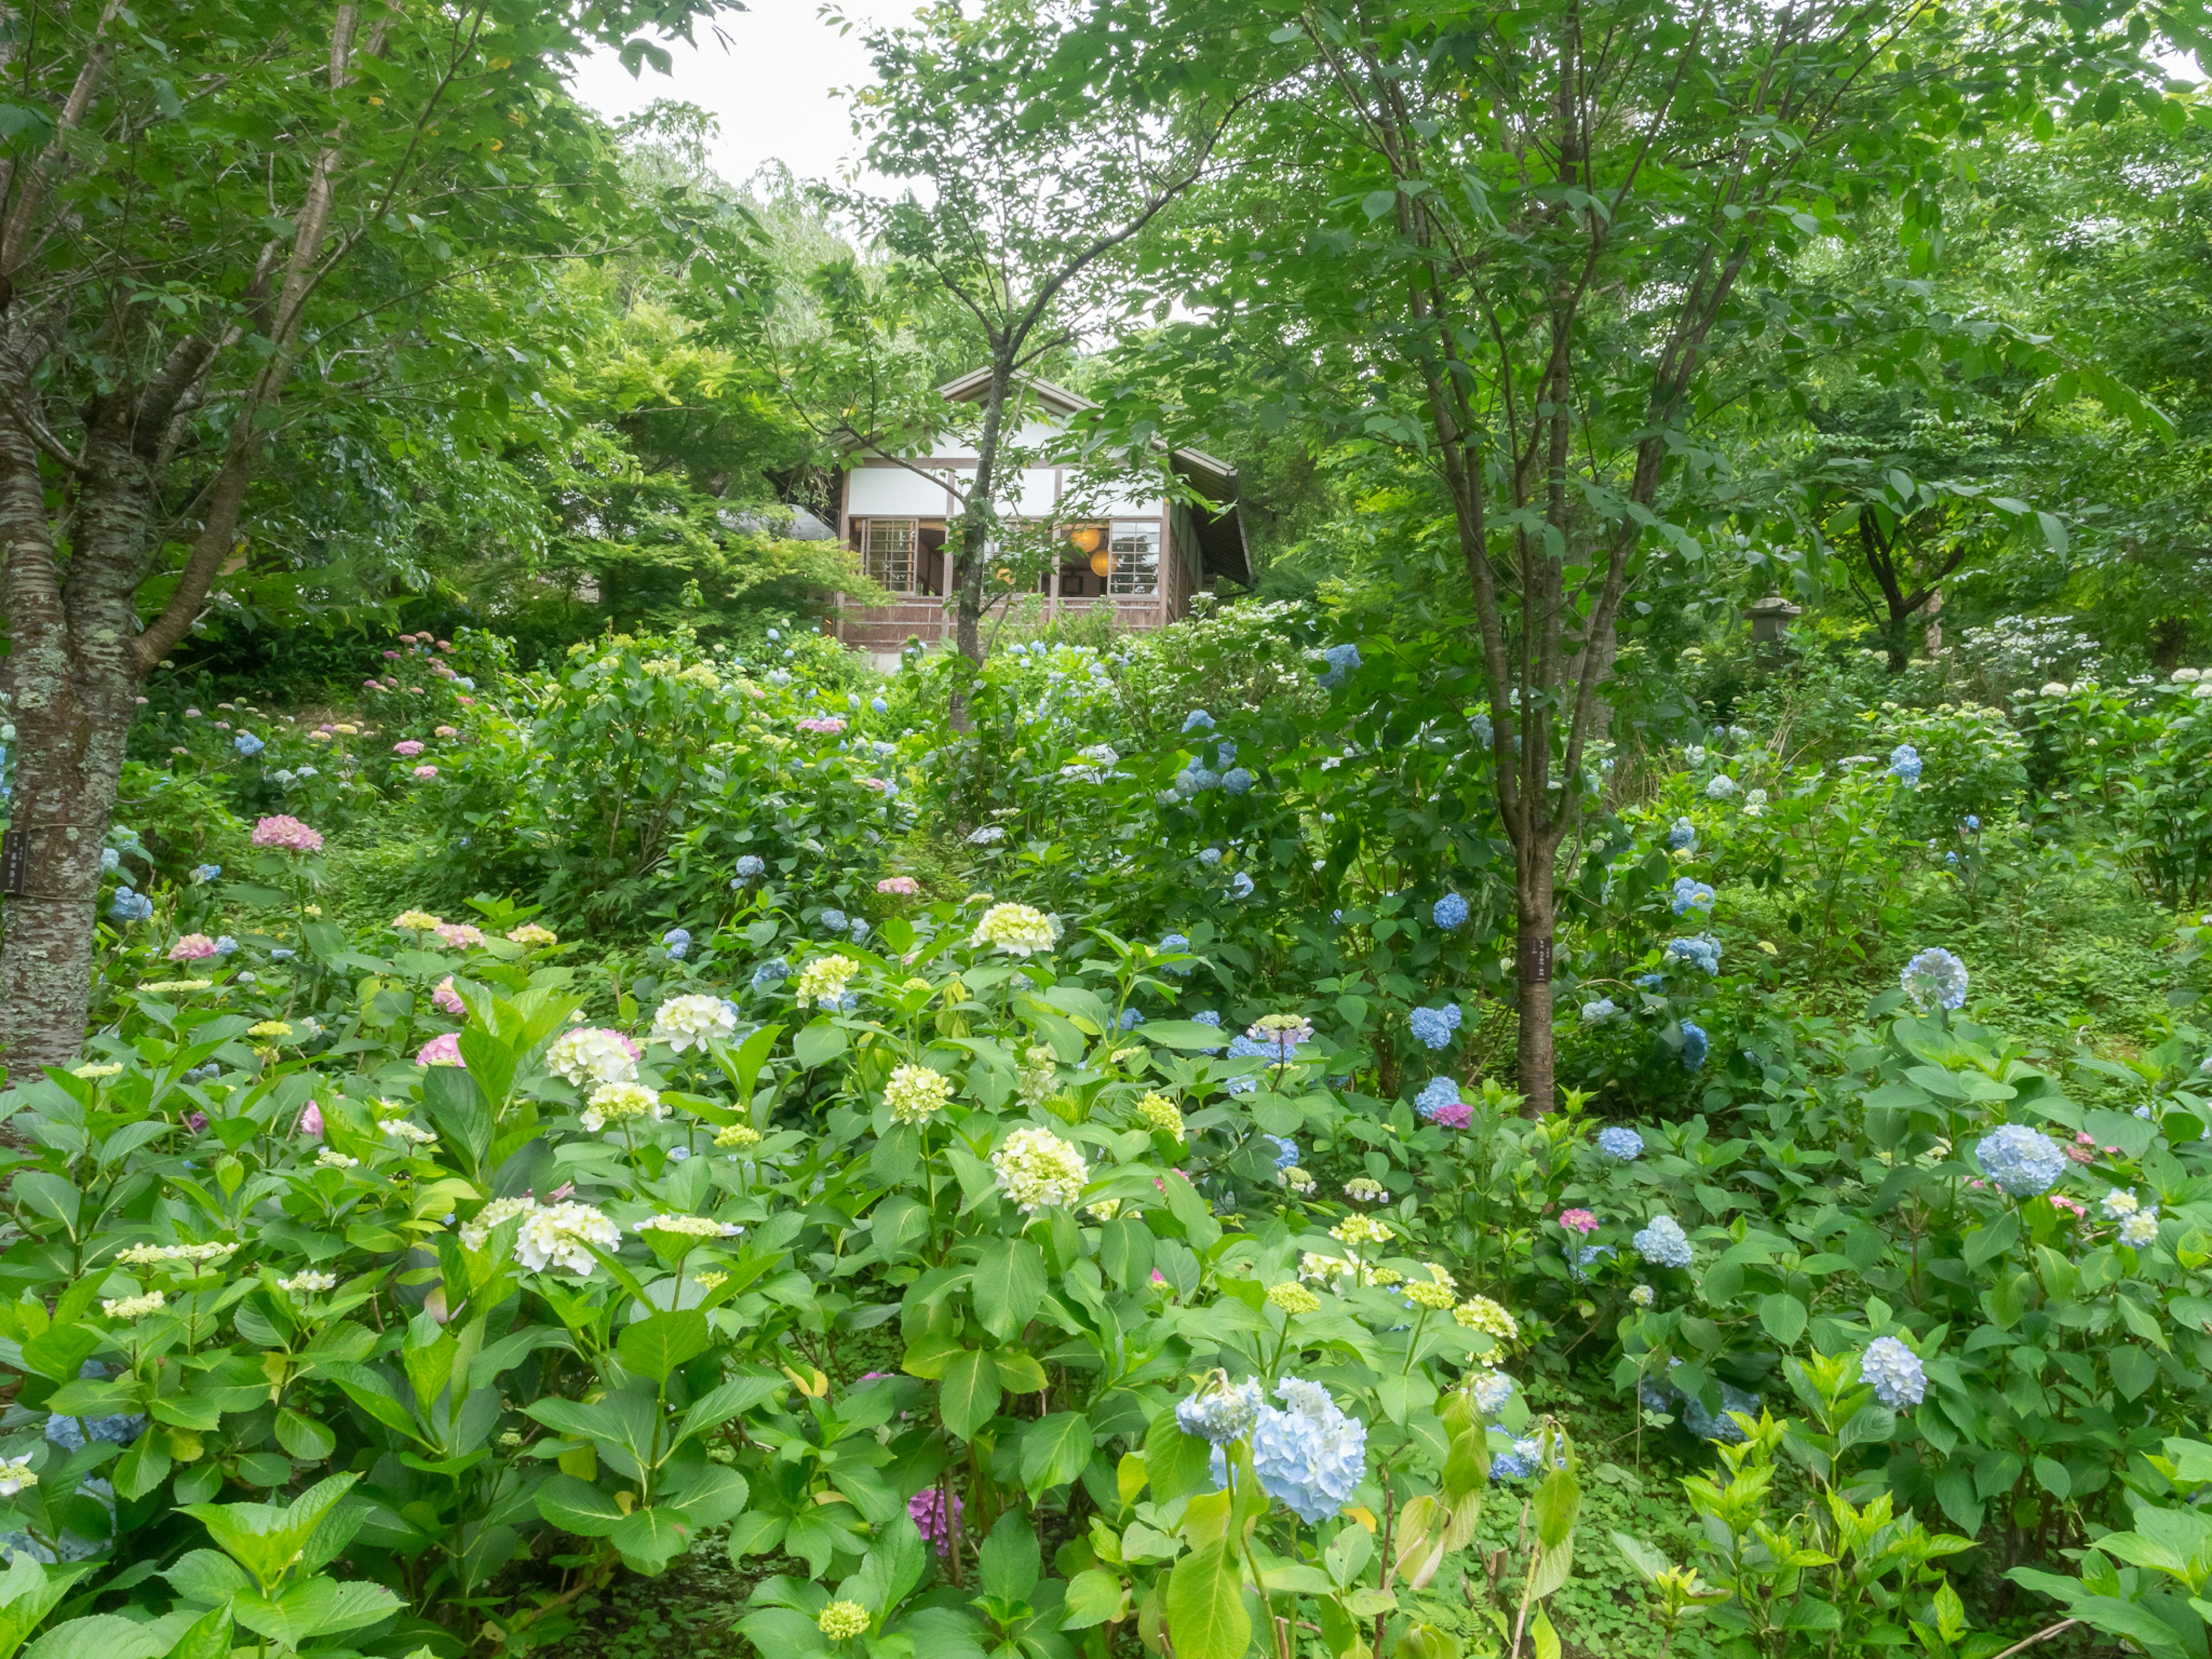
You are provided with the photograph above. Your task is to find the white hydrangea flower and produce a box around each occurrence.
[634,1214,743,1240]
[279,1271,338,1293]
[2100,1187,2140,1219]
[315,1149,359,1170]
[380,1118,438,1145]
[990,1126,1090,1213]
[794,955,859,1009]
[650,994,738,1052]
[514,1201,620,1274]
[102,1291,166,1320]
[885,1063,953,1124]
[460,1196,538,1252]
[115,1241,234,1267]
[546,1027,640,1087]
[0,1457,37,1497]
[969,902,1060,957]
[582,1081,662,1132]
[2120,1208,2161,1247]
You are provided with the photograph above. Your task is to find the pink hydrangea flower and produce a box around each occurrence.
[434,725,458,738]
[169,933,219,962]
[909,1487,963,1555]
[363,679,381,690]
[434,922,485,949]
[296,1102,324,1137]
[859,778,888,791]
[457,695,476,707]
[318,724,336,734]
[416,1033,464,1067]
[2050,1195,2086,1219]
[548,1181,575,1201]
[383,650,400,659]
[796,716,847,735]
[251,815,324,853]
[393,740,425,757]
[1558,1208,1600,1235]
[183,707,201,718]
[1427,1101,1472,1130]
[412,764,438,779]
[878,876,919,895]
[433,977,467,1017]
[437,640,454,652]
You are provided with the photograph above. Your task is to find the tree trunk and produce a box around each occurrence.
[952,359,1012,666]
[0,418,152,1075]
[1513,847,1558,1116]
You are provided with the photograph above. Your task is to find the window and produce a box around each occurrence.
[863,518,915,592]
[1109,521,1159,596]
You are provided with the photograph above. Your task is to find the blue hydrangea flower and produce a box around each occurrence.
[1889,744,1923,787]
[1263,1134,1300,1169]
[820,909,849,933]
[751,956,790,991]
[1183,710,1215,734]
[1119,1009,1146,1031]
[100,849,120,873]
[1230,872,1254,899]
[1962,815,1980,832]
[190,864,221,884]
[1679,1381,1760,1444]
[661,928,691,960]
[108,888,152,923]
[1670,877,1715,915]
[1315,643,1362,690]
[1900,947,1968,1012]
[766,627,782,642]
[1177,767,1222,796]
[213,935,238,957]
[1569,1244,1615,1282]
[1679,1021,1708,1070]
[1433,893,1469,930]
[1596,1126,1644,1161]
[1704,774,1736,800]
[733,855,765,880]
[849,919,869,942]
[233,732,264,757]
[1409,1003,1463,1050]
[1249,1377,1366,1521]
[1222,767,1255,795]
[1974,1125,2065,1195]
[1666,818,1698,852]
[182,1063,220,1085]
[1666,935,1721,975]
[1414,1076,1463,1120]
[1635,972,1666,990]
[1216,741,1238,769]
[1633,1215,1694,1268]
[1471,713,1494,746]
[1177,1378,1265,1445]
[1198,847,1222,865]
[268,948,296,961]
[871,696,888,714]
[1858,1337,1926,1408]
[1158,933,1194,974]
[1581,998,1620,1023]
[1488,1435,1548,1480]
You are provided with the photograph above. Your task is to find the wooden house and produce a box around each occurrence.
[827,369,1247,662]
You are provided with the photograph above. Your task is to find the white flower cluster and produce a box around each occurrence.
[650,994,738,1052]
[634,1214,743,1239]
[990,1126,1090,1213]
[460,1196,539,1251]
[0,1457,37,1497]
[794,955,858,1009]
[970,902,1060,957]
[381,1118,438,1145]
[515,1202,620,1274]
[115,1241,234,1267]
[316,1149,359,1169]
[547,1026,639,1086]
[583,1082,662,1132]
[279,1271,338,1293]
[885,1063,953,1124]
[101,1291,166,1320]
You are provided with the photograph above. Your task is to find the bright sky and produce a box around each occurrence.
[566,0,923,190]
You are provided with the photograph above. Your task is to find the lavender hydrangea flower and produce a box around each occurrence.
[1974,1124,2065,1196]
[1633,1215,1693,1268]
[1900,947,1968,1012]
[1409,1003,1463,1050]
[1596,1126,1643,1161]
[1858,1337,1926,1408]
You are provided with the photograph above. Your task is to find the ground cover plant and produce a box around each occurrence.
[1,612,2209,1659]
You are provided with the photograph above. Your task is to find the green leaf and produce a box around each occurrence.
[664,1464,749,1528]
[1145,1409,1217,1505]
[970,1237,1046,1342]
[1060,1568,1124,1630]
[1758,1293,1808,1347]
[1019,1412,1092,1497]
[617,1309,712,1384]
[534,1473,628,1539]
[1165,1537,1249,1659]
[0,1559,94,1659]
[1961,1210,2020,1270]
[793,1019,847,1069]
[937,1350,1001,1441]
[611,1506,694,1574]
[978,1509,1040,1603]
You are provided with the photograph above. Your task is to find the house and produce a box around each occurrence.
[827,369,1248,663]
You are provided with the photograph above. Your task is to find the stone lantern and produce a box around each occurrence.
[1747,590,1802,656]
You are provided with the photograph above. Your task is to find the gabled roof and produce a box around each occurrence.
[934,368,1247,584]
